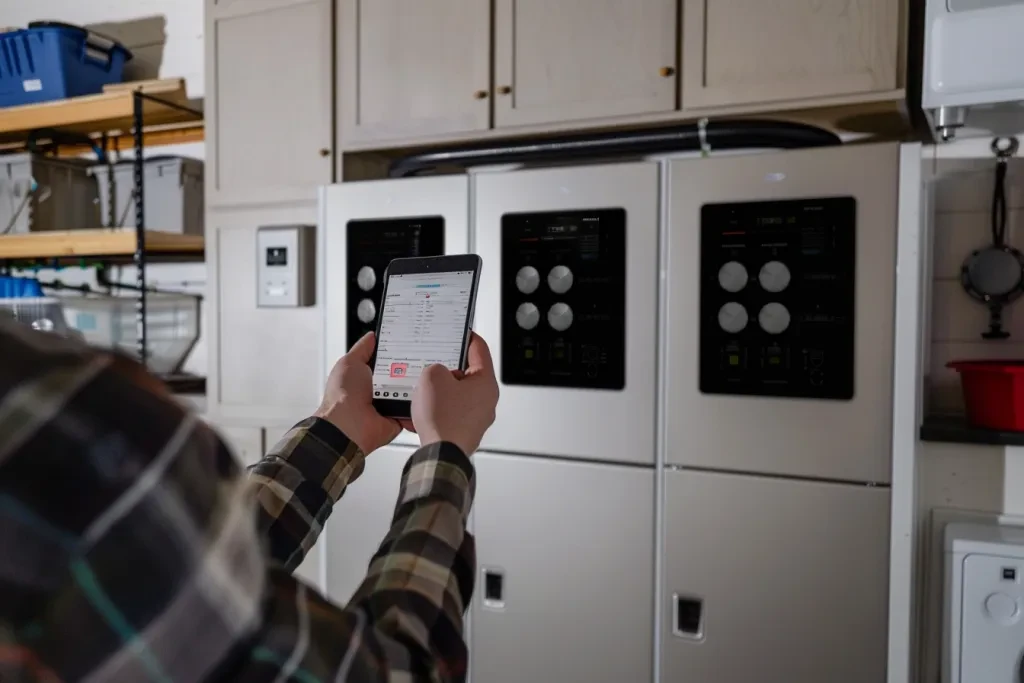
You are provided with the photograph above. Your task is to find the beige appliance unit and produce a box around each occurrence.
[469,161,658,683]
[472,162,659,466]
[660,142,915,683]
[321,175,470,449]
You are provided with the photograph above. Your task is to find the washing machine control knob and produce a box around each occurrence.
[548,265,574,294]
[547,302,574,332]
[718,261,749,293]
[356,266,376,292]
[516,302,540,330]
[718,302,749,334]
[516,266,540,294]
[356,298,376,324]
[758,302,791,335]
[759,260,791,293]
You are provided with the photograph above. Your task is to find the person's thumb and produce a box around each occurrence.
[348,332,376,363]
[420,363,453,387]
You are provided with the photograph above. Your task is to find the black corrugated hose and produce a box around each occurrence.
[387,119,842,177]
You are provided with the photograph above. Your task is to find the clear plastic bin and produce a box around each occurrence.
[61,292,200,374]
[0,296,69,334]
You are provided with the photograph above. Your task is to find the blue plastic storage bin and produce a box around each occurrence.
[0,21,132,108]
[0,277,43,298]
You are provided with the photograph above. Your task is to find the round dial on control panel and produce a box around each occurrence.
[516,302,540,330]
[356,266,376,292]
[547,302,574,332]
[718,302,748,334]
[758,302,791,335]
[718,261,749,293]
[547,265,574,294]
[758,260,791,293]
[516,266,540,294]
[356,298,376,323]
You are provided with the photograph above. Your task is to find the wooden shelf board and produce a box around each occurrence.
[0,229,204,260]
[0,78,202,146]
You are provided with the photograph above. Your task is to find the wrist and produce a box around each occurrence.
[315,401,369,453]
[418,431,473,457]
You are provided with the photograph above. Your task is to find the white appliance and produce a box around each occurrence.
[923,0,1024,141]
[321,176,470,447]
[470,453,654,683]
[324,444,411,605]
[944,522,1024,683]
[470,161,658,683]
[665,142,901,484]
[661,143,917,683]
[472,162,659,465]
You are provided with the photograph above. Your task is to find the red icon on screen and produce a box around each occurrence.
[390,363,408,378]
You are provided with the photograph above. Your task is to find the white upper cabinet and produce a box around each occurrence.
[206,0,333,205]
[493,0,679,128]
[681,0,901,110]
[338,0,492,147]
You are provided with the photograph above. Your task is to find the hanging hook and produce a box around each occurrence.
[992,136,1019,162]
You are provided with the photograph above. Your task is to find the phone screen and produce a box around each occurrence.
[372,269,475,400]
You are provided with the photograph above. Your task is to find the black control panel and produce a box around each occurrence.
[699,197,856,400]
[501,208,626,390]
[346,216,444,349]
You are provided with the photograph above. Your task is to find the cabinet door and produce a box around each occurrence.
[493,0,678,128]
[324,445,411,605]
[663,470,890,683]
[207,203,323,423]
[471,453,655,683]
[339,0,491,147]
[681,0,900,110]
[207,0,333,206]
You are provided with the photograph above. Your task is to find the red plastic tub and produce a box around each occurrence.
[947,360,1024,432]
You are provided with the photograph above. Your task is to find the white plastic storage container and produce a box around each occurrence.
[61,292,200,374]
[90,156,204,235]
[0,153,99,234]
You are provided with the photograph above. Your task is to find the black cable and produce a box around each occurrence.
[993,158,1008,246]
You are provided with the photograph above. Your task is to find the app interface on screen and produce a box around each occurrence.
[373,270,474,399]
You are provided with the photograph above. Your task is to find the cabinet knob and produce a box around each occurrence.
[497,85,512,95]
[474,90,489,100]
[319,148,330,158]
[659,66,676,78]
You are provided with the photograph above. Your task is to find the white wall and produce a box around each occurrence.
[3,1,207,374]
[915,136,1024,682]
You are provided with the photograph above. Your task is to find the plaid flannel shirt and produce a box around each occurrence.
[0,318,476,682]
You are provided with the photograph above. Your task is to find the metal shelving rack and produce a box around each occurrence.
[0,79,205,389]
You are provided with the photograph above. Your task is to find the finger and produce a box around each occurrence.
[347,332,376,363]
[450,369,466,381]
[398,419,417,433]
[465,332,494,374]
[420,363,454,383]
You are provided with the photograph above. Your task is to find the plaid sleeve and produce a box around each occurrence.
[246,417,365,571]
[222,441,477,683]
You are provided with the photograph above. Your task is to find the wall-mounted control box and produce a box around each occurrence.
[256,224,316,308]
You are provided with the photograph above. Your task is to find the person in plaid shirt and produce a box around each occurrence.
[0,319,498,683]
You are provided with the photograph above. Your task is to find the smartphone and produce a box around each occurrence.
[369,254,483,419]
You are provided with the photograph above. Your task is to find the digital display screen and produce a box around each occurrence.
[266,247,288,266]
[372,270,474,400]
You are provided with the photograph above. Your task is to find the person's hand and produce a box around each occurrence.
[315,332,400,454]
[411,332,499,456]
